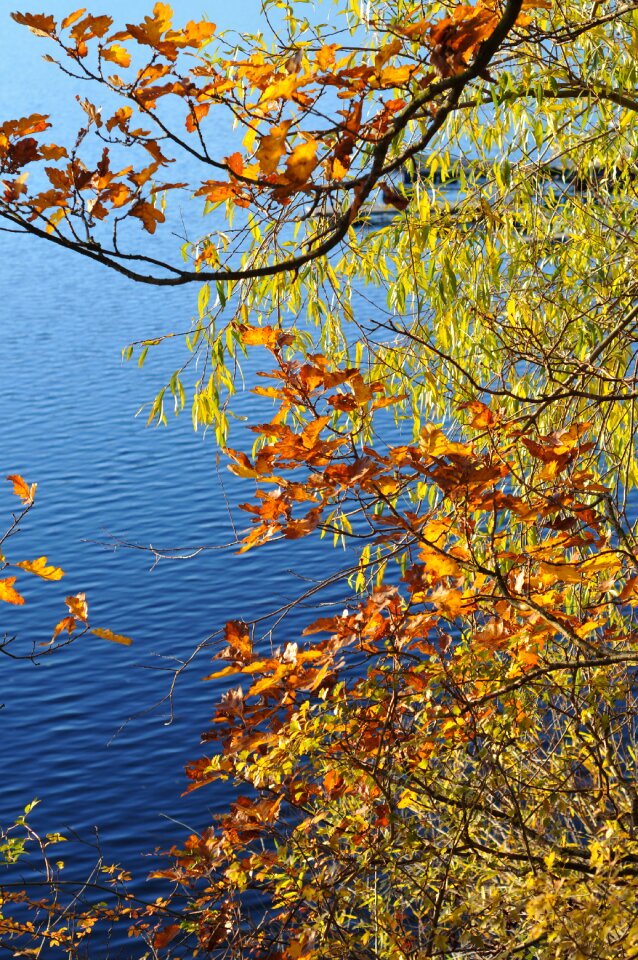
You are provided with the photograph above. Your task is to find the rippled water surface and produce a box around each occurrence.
[0,4,362,951]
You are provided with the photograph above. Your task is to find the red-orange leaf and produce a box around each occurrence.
[154,925,180,949]
[380,181,409,210]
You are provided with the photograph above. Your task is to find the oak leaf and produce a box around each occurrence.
[15,557,64,581]
[101,44,131,68]
[65,592,88,622]
[6,474,36,504]
[0,577,25,606]
[61,9,86,30]
[183,20,216,47]
[154,925,180,949]
[53,615,77,640]
[11,12,56,37]
[374,38,402,72]
[224,620,252,660]
[256,122,291,176]
[316,44,338,71]
[130,200,165,233]
[285,140,318,185]
[91,627,133,646]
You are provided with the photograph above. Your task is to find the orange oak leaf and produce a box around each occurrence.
[316,44,338,71]
[15,557,64,581]
[91,627,133,646]
[53,615,77,640]
[183,20,216,47]
[129,200,165,233]
[6,474,36,505]
[65,592,88,622]
[11,12,57,37]
[61,9,87,30]
[154,925,180,949]
[374,38,402,72]
[39,144,68,161]
[285,140,318,185]
[101,44,131,68]
[185,102,210,133]
[460,400,499,429]
[256,121,291,176]
[0,577,25,606]
[224,620,252,660]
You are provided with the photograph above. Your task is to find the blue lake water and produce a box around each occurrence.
[0,4,365,951]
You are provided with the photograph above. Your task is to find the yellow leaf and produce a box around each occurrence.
[91,627,133,646]
[256,121,291,176]
[374,38,402,72]
[0,577,25,606]
[183,20,215,46]
[538,561,582,584]
[419,425,471,459]
[15,556,64,581]
[61,8,86,29]
[101,44,131,68]
[285,140,318,185]
[316,44,338,71]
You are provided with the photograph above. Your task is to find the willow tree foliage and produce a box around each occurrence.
[2,1,638,957]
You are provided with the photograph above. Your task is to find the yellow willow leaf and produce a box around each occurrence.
[0,576,25,606]
[91,627,133,646]
[15,556,64,581]
[243,125,257,154]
